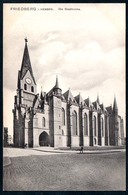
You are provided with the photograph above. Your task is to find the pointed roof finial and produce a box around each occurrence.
[55,75,59,88]
[25,37,28,43]
[40,86,43,100]
[113,95,118,112]
[97,93,100,105]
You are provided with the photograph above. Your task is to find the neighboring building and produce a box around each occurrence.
[4,127,8,147]
[12,39,124,148]
[3,127,13,146]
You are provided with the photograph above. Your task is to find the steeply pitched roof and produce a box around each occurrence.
[93,101,101,111]
[63,89,77,103]
[75,93,84,105]
[20,39,36,84]
[100,103,107,113]
[106,106,113,114]
[85,97,94,109]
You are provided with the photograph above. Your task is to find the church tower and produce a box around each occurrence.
[13,39,36,147]
[48,76,63,147]
[17,38,36,107]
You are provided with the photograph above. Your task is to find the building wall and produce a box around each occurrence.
[33,104,50,147]
[113,115,119,146]
[13,98,124,148]
[70,104,80,147]
[101,114,105,146]
[109,116,114,145]
[109,114,120,146]
[13,70,124,148]
[120,119,125,145]
[61,101,67,147]
[118,117,121,146]
[82,108,90,146]
[52,96,63,148]
[67,104,71,147]
[24,115,29,145]
[13,109,25,147]
[105,115,109,145]
[23,92,35,107]
[93,111,98,146]
[21,70,37,94]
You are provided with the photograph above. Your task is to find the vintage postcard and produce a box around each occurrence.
[3,3,126,191]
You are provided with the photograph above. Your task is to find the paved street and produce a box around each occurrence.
[3,148,126,191]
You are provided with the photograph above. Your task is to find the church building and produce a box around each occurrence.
[13,39,124,148]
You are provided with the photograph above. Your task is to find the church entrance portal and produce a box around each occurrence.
[39,132,49,146]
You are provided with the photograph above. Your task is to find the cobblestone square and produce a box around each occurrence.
[3,148,126,191]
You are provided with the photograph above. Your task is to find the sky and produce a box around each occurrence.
[3,3,126,137]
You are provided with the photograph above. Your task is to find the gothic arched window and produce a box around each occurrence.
[31,86,34,92]
[62,108,65,126]
[84,113,88,136]
[24,83,27,90]
[101,118,104,136]
[72,111,77,135]
[94,116,96,136]
[42,117,45,127]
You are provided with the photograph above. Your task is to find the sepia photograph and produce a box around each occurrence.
[3,3,126,191]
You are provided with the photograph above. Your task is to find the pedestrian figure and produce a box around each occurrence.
[24,143,27,148]
[80,146,83,154]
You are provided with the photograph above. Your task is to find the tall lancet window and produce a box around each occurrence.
[101,118,104,136]
[42,117,45,127]
[24,83,27,90]
[31,86,34,92]
[94,116,97,136]
[72,111,77,135]
[84,113,88,136]
[62,108,65,126]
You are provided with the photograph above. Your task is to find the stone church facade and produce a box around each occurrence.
[13,39,124,148]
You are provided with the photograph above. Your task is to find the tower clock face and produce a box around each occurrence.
[25,78,32,84]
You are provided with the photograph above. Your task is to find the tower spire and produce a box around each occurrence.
[113,95,118,114]
[20,38,36,83]
[55,75,59,88]
[53,75,62,96]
